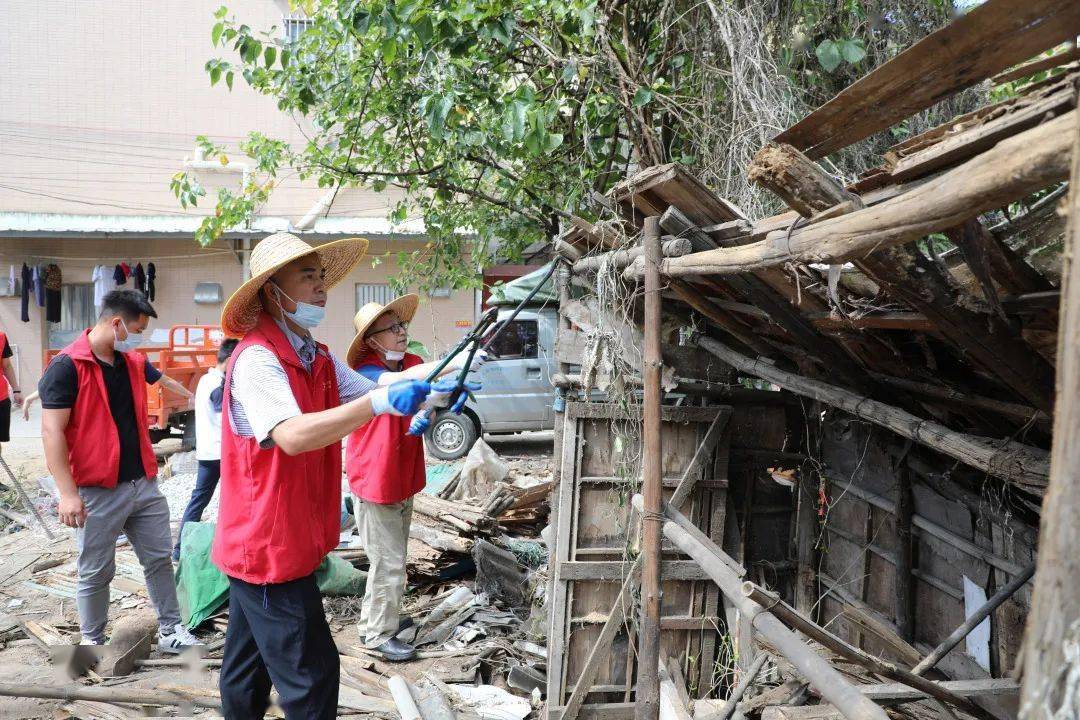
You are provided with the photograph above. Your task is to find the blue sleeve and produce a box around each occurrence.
[356,364,386,383]
[144,357,162,384]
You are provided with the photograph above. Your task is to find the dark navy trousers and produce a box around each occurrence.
[219,573,339,719]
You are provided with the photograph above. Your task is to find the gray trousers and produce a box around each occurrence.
[355,497,413,646]
[76,478,181,643]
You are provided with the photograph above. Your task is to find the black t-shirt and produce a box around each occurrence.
[39,353,162,484]
[2,337,11,359]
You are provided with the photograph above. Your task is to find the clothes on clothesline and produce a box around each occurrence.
[19,264,31,322]
[133,263,146,297]
[92,264,116,314]
[33,265,45,308]
[44,264,62,323]
[7,258,163,322]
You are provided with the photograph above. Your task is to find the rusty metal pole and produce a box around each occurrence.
[635,216,663,720]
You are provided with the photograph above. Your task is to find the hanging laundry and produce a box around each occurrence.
[113,263,126,286]
[44,263,62,323]
[19,264,31,322]
[133,263,147,297]
[8,265,15,296]
[147,262,157,301]
[92,264,114,313]
[119,261,131,279]
[33,265,46,307]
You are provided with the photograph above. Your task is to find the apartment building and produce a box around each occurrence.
[0,0,476,387]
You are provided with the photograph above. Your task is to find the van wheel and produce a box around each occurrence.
[424,411,479,461]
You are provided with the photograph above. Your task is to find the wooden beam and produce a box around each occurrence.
[646,111,1074,277]
[774,0,1080,158]
[857,678,1020,701]
[807,312,935,332]
[1020,84,1080,715]
[635,216,663,720]
[894,465,914,643]
[697,336,1051,493]
[867,373,1050,423]
[890,85,1074,182]
[572,238,692,274]
[992,45,1080,85]
[747,143,858,217]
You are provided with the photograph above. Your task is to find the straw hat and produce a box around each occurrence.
[220,232,369,337]
[345,294,420,368]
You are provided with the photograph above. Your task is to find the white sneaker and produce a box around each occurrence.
[159,626,202,654]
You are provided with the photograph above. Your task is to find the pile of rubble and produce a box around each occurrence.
[0,437,554,719]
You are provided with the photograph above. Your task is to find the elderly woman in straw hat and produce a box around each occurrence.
[210,233,467,719]
[343,295,485,661]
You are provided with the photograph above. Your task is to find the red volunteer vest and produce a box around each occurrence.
[57,330,157,489]
[0,331,9,399]
[212,313,342,585]
[346,351,426,504]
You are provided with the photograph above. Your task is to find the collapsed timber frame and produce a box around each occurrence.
[547,3,1080,720]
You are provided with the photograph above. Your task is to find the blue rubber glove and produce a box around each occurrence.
[448,381,482,414]
[426,378,482,413]
[407,411,433,437]
[371,380,432,416]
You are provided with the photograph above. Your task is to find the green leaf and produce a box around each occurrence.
[209,65,222,86]
[225,70,234,90]
[840,39,866,64]
[264,46,277,68]
[381,37,398,64]
[816,40,842,72]
[372,179,387,192]
[213,5,227,20]
[632,87,653,107]
[211,22,225,47]
[561,62,577,83]
[545,133,564,152]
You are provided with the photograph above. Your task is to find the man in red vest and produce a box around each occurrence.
[39,289,200,652]
[213,233,466,719]
[343,295,483,661]
[0,324,24,446]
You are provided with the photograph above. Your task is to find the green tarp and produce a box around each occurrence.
[487,262,558,306]
[175,522,367,629]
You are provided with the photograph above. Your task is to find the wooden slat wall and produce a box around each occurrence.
[546,402,731,720]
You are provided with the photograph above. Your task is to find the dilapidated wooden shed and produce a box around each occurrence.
[546,3,1080,720]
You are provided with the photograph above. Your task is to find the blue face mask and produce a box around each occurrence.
[270,282,325,329]
[113,325,144,352]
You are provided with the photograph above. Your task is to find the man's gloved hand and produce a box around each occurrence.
[406,411,433,437]
[370,380,431,416]
[447,349,489,373]
[427,378,482,413]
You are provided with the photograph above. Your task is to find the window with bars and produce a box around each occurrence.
[283,15,314,44]
[356,283,397,310]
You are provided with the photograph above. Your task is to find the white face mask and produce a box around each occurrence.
[269,281,325,330]
[370,336,405,361]
[113,324,144,352]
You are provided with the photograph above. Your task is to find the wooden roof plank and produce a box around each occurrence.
[775,0,1080,158]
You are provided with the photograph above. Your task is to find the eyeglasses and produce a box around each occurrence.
[367,321,408,338]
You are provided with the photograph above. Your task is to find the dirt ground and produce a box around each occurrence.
[0,407,553,719]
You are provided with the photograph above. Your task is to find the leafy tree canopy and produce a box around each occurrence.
[174,0,965,290]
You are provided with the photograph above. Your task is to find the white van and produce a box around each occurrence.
[424,305,559,460]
